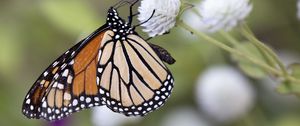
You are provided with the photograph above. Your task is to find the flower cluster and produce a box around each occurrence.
[138,0,181,37]
[138,0,252,36]
[194,0,252,33]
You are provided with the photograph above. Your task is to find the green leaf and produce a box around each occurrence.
[232,42,268,79]
[288,63,300,78]
[276,82,300,96]
[277,63,300,96]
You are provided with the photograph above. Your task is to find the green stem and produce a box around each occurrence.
[177,21,279,74]
[177,20,300,84]
[220,31,275,69]
[240,23,289,77]
[219,30,240,46]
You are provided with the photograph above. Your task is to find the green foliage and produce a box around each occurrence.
[40,0,102,36]
[277,64,300,96]
[232,42,268,79]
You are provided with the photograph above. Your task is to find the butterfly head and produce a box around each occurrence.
[107,7,134,40]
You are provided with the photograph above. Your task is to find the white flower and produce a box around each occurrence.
[161,107,211,126]
[138,0,181,37]
[92,107,140,126]
[189,0,252,33]
[297,0,300,20]
[196,66,255,123]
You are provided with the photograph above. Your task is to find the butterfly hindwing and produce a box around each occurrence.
[96,32,174,116]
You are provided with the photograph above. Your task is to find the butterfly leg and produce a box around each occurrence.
[145,31,171,41]
[145,37,152,41]
[128,12,139,21]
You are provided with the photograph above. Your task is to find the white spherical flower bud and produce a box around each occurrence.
[92,107,140,126]
[162,107,212,126]
[138,0,181,37]
[192,0,252,33]
[196,66,255,123]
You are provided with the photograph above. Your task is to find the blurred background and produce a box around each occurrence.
[1,0,300,126]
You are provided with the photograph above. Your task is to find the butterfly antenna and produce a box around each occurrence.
[128,0,139,25]
[133,9,155,28]
[113,0,123,8]
[113,0,130,9]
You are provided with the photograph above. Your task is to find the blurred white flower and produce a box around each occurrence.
[188,0,252,33]
[92,107,141,126]
[196,66,255,123]
[161,107,211,126]
[298,0,300,20]
[183,10,203,32]
[138,0,181,37]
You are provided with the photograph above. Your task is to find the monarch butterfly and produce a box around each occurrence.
[22,1,175,121]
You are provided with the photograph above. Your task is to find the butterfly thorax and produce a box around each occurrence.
[107,7,134,41]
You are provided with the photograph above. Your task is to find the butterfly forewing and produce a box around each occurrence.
[22,29,110,121]
[22,41,82,119]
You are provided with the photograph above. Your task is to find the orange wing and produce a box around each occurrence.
[22,28,110,121]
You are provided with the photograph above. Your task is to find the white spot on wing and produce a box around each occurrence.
[115,35,120,39]
[47,108,52,114]
[62,69,69,77]
[57,83,64,89]
[53,82,58,87]
[86,97,91,103]
[53,61,59,67]
[54,74,59,79]
[73,99,78,106]
[99,89,105,94]
[98,68,103,73]
[167,75,171,80]
[26,99,31,104]
[55,110,60,114]
[43,72,49,76]
[96,77,100,86]
[164,81,169,86]
[64,93,71,100]
[42,102,47,108]
[30,105,34,110]
[80,96,84,101]
[69,60,75,65]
